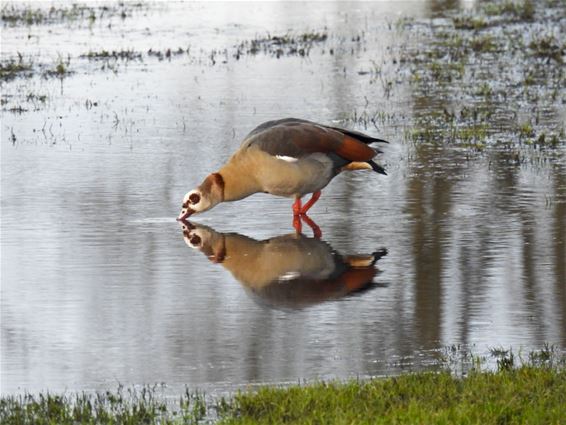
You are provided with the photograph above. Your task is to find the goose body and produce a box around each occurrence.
[178,118,387,220]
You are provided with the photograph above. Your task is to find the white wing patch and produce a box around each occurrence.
[278,271,301,281]
[276,155,299,162]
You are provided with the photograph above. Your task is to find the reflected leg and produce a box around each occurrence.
[301,214,322,239]
[293,215,302,234]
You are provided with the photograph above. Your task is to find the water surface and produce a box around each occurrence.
[1,1,564,394]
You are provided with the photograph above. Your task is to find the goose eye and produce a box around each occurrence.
[190,235,201,246]
[189,193,200,204]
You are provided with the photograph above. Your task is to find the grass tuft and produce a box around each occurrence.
[44,56,72,78]
[453,16,487,30]
[0,59,32,81]
[528,35,564,63]
[482,0,535,21]
[235,31,328,59]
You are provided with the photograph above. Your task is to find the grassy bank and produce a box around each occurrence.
[223,365,566,424]
[2,349,565,424]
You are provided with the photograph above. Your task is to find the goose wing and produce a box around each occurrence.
[242,118,385,162]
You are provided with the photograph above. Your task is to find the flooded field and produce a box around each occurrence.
[1,0,565,395]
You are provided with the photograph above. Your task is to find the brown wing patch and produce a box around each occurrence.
[246,121,377,162]
[282,124,342,155]
[334,135,376,161]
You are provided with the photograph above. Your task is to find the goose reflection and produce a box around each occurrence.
[180,220,387,308]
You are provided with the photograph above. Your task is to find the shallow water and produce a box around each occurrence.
[1,1,565,394]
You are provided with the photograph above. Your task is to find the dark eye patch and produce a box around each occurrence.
[189,193,200,204]
[190,235,201,245]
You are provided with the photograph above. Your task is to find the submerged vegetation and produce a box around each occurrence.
[454,0,535,29]
[235,31,329,59]
[44,57,72,78]
[81,49,143,61]
[0,58,32,81]
[482,0,535,21]
[399,0,565,152]
[0,386,209,425]
[1,0,564,157]
[528,35,564,63]
[0,3,144,25]
[1,347,564,424]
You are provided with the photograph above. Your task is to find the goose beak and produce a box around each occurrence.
[177,208,194,221]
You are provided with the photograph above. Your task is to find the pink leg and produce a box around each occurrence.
[292,197,302,216]
[300,191,321,215]
[293,215,302,234]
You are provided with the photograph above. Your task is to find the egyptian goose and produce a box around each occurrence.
[177,118,387,221]
[181,221,387,308]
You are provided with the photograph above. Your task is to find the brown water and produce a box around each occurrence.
[1,1,565,394]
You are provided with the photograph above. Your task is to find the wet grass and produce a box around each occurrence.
[225,367,565,424]
[235,31,328,59]
[44,57,72,78]
[1,347,565,424]
[400,0,565,152]
[147,47,190,61]
[469,35,498,53]
[0,385,209,425]
[482,0,535,21]
[1,3,144,26]
[0,57,33,81]
[2,0,564,158]
[454,0,535,29]
[528,34,564,63]
[453,16,488,30]
[81,49,143,61]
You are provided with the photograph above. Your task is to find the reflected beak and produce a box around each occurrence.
[178,219,196,231]
[177,208,194,221]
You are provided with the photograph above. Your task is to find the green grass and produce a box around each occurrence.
[482,0,535,21]
[222,366,566,424]
[453,16,488,30]
[1,348,565,424]
[0,386,208,425]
